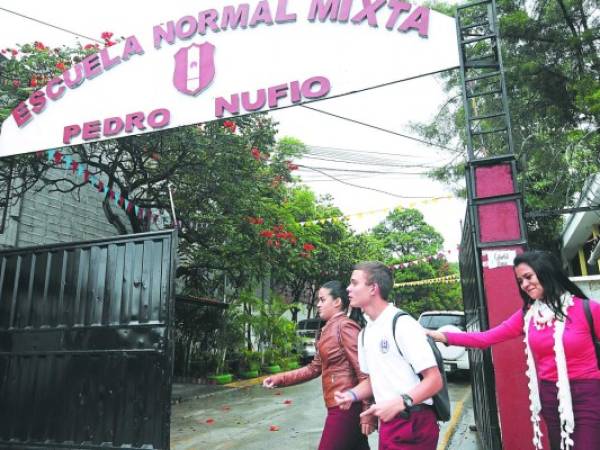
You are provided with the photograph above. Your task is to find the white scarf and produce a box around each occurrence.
[523,293,574,450]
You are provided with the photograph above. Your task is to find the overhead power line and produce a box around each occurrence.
[298,165,429,175]
[0,7,103,44]
[301,166,440,199]
[300,105,462,154]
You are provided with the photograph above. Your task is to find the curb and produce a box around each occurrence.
[437,390,470,450]
[171,375,269,405]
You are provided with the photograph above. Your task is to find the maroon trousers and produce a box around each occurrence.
[318,403,370,450]
[540,379,600,450]
[378,407,439,450]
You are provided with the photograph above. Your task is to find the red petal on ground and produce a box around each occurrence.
[269,425,280,431]
[206,418,215,424]
[283,400,292,405]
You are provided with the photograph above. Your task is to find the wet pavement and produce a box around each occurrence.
[170,376,477,450]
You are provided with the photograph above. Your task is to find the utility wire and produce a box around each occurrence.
[300,105,462,153]
[300,166,442,199]
[301,154,447,169]
[308,145,436,159]
[298,165,428,175]
[0,7,103,44]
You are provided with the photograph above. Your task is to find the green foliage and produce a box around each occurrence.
[372,208,444,259]
[415,0,600,250]
[369,208,463,316]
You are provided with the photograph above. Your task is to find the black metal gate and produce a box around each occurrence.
[460,205,502,450]
[0,230,177,450]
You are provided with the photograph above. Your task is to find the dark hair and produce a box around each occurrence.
[353,261,393,300]
[321,280,365,327]
[513,250,588,319]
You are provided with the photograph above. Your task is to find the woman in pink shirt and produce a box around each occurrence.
[428,251,600,450]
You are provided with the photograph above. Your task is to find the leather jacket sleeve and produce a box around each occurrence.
[275,347,322,387]
[339,321,377,427]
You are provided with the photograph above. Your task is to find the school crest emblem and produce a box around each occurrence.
[380,338,389,354]
[173,42,215,96]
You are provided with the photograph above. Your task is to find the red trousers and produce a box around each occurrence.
[318,403,370,450]
[540,379,600,450]
[378,407,439,450]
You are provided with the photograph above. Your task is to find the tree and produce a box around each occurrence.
[414,0,599,250]
[369,208,462,316]
[372,208,444,259]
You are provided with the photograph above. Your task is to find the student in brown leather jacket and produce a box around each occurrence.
[263,280,376,450]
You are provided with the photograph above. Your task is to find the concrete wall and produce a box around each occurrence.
[571,275,600,300]
[0,168,133,249]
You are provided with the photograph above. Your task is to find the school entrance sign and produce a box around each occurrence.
[0,0,458,157]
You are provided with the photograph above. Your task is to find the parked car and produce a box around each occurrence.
[418,310,470,375]
[296,317,325,363]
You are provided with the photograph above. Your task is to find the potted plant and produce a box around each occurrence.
[238,350,261,379]
[262,348,282,374]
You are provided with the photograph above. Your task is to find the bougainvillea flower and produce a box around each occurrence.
[303,243,316,252]
[101,31,114,40]
[222,120,237,132]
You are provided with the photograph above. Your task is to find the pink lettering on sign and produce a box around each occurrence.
[153,0,299,48]
[11,36,144,129]
[308,0,353,22]
[173,42,216,96]
[398,6,429,37]
[307,0,429,36]
[63,108,171,145]
[221,5,250,30]
[215,76,331,118]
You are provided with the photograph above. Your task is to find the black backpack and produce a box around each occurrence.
[361,310,451,422]
[582,298,600,369]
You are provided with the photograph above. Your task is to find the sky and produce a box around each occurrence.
[0,1,466,260]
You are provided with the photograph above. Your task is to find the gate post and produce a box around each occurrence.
[455,0,542,448]
[463,156,532,449]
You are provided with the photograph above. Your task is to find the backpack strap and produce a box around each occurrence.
[582,298,600,369]
[391,311,417,373]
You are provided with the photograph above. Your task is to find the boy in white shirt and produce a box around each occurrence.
[335,261,443,449]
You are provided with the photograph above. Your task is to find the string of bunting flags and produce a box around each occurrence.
[394,274,460,287]
[389,248,459,270]
[297,197,453,226]
[38,149,166,224]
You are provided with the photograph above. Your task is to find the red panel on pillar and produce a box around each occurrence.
[475,164,514,198]
[473,162,544,449]
[478,201,521,242]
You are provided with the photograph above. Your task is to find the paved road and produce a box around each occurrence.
[171,376,473,450]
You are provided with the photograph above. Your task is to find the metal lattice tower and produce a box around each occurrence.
[456,0,514,161]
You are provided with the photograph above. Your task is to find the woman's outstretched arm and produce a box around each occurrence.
[427,309,525,349]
